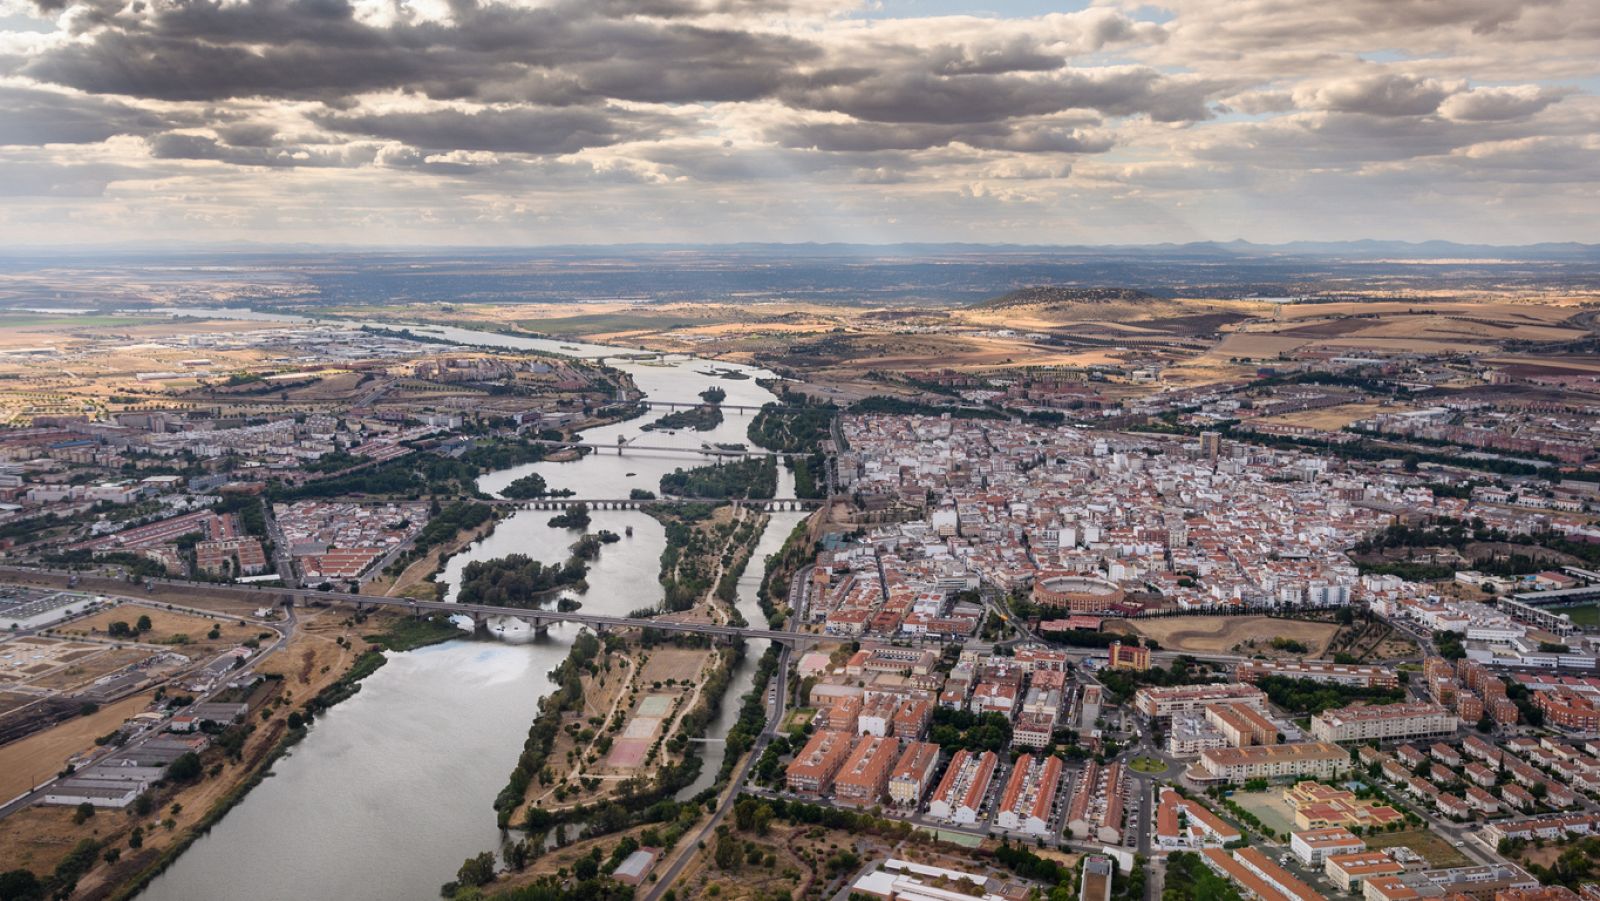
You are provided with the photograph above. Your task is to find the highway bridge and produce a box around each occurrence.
[528,438,790,459]
[483,496,823,511]
[0,565,830,648]
[640,400,767,413]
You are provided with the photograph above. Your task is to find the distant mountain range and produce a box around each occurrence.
[3,239,1599,261]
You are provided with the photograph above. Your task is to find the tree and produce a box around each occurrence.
[457,851,496,888]
[0,869,42,901]
[713,827,740,870]
[73,802,95,824]
[733,798,757,832]
[166,751,203,783]
[107,621,133,638]
[573,848,601,881]
[136,614,153,633]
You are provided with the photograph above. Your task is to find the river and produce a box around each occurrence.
[141,320,800,900]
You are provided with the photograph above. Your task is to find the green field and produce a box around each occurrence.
[1558,603,1600,627]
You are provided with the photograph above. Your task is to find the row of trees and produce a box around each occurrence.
[1253,674,1405,715]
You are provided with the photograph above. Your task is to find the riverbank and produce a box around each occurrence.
[0,608,456,901]
[92,313,799,900]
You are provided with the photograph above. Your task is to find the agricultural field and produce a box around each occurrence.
[1109,616,1340,657]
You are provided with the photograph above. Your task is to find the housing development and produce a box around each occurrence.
[1,263,1599,901]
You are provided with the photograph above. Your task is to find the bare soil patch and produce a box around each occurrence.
[0,691,155,802]
[1109,616,1339,656]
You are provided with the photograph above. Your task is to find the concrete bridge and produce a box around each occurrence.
[529,439,789,459]
[0,565,826,648]
[640,400,766,414]
[489,497,822,512]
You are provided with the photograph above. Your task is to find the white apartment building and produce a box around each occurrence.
[1194,742,1350,783]
[1310,703,1456,743]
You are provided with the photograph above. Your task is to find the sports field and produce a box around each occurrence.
[1228,790,1297,836]
[1558,603,1600,627]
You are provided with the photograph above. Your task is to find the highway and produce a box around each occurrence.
[479,496,822,511]
[0,565,832,648]
[527,438,792,459]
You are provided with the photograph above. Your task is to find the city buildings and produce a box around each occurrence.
[833,735,900,808]
[785,730,853,796]
[1107,641,1151,671]
[1206,702,1281,748]
[1065,760,1125,843]
[995,754,1062,836]
[1325,852,1405,893]
[1310,703,1456,743]
[1484,813,1600,845]
[1237,660,1398,688]
[927,749,997,824]
[850,859,1012,901]
[1192,742,1350,783]
[1362,864,1537,901]
[1154,788,1241,852]
[1285,782,1405,830]
[1134,684,1268,719]
[1289,827,1365,866]
[887,742,941,808]
[1201,847,1322,901]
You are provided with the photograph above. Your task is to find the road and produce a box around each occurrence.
[0,565,832,647]
[645,620,794,900]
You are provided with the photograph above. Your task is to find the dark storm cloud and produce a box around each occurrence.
[312,104,672,154]
[147,131,378,166]
[21,0,822,104]
[784,66,1221,124]
[769,118,1113,154]
[0,85,172,144]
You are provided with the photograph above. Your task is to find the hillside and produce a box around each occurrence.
[972,286,1157,310]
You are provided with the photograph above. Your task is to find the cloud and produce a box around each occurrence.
[0,0,1595,243]
[1293,73,1460,117]
[146,131,377,167]
[785,66,1224,125]
[313,104,676,154]
[1438,84,1565,121]
[0,84,172,144]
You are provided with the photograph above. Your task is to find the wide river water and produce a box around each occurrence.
[141,318,801,900]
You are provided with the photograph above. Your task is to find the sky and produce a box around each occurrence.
[0,0,1595,246]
